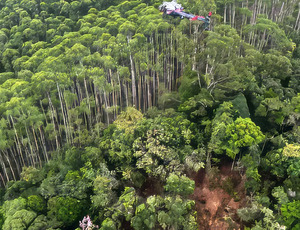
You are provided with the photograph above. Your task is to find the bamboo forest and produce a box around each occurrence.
[0,0,299,229]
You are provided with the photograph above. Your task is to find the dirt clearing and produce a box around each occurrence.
[191,162,247,230]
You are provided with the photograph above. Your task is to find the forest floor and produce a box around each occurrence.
[190,162,247,230]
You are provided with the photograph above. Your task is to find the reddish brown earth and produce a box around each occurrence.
[190,163,247,230]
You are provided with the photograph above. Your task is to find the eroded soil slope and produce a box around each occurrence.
[191,163,247,230]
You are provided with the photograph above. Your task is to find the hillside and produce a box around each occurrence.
[0,0,299,229]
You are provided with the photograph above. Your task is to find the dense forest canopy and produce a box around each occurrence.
[0,0,299,229]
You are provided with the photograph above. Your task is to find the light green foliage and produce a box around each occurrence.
[261,53,292,80]
[0,72,15,84]
[263,148,286,178]
[122,167,146,188]
[291,93,300,113]
[28,215,48,230]
[252,207,282,230]
[157,90,181,110]
[91,174,118,209]
[2,48,19,71]
[124,193,197,230]
[2,197,27,218]
[135,138,183,178]
[104,111,195,179]
[245,17,293,52]
[0,211,3,229]
[272,186,289,212]
[238,202,282,230]
[283,144,300,157]
[100,125,134,168]
[100,218,117,230]
[2,209,37,230]
[101,187,138,228]
[242,154,261,194]
[203,25,255,99]
[131,203,156,230]
[39,158,70,199]
[113,107,143,134]
[237,202,261,223]
[164,173,195,197]
[118,187,137,221]
[135,112,194,148]
[39,175,60,199]
[225,117,265,159]
[64,147,84,170]
[281,201,300,230]
[209,101,235,154]
[227,117,265,148]
[179,0,216,16]
[264,145,300,191]
[20,167,44,184]
[157,196,197,230]
[59,169,92,199]
[184,147,206,172]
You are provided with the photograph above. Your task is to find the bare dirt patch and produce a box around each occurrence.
[191,162,247,230]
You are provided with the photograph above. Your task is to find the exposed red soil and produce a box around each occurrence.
[190,162,247,230]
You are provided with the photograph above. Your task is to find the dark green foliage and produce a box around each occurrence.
[27,195,47,214]
[0,212,4,230]
[178,67,200,102]
[178,89,214,118]
[221,177,238,200]
[47,196,85,227]
[231,94,250,118]
[81,147,105,166]
[4,181,32,200]
[64,147,84,170]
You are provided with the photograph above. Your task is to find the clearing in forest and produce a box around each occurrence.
[191,162,247,230]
